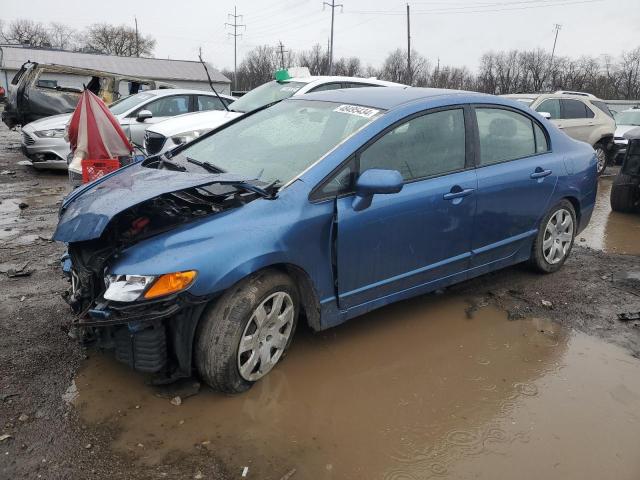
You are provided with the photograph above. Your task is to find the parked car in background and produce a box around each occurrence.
[19,89,235,170]
[2,61,176,129]
[54,88,597,393]
[143,68,404,156]
[503,92,615,174]
[611,126,640,213]
[612,108,640,163]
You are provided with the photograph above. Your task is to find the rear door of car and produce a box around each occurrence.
[559,99,594,144]
[470,105,558,270]
[331,105,477,309]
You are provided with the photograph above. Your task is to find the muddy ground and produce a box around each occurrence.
[0,119,639,480]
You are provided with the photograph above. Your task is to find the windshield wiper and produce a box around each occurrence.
[231,180,278,199]
[158,158,186,171]
[187,157,225,173]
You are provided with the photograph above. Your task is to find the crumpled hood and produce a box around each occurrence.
[53,161,251,243]
[147,110,243,137]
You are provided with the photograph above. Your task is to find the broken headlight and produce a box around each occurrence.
[34,128,66,138]
[103,274,155,302]
[103,271,197,302]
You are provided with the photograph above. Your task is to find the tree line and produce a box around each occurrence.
[0,18,156,57]
[3,17,639,99]
[225,44,640,100]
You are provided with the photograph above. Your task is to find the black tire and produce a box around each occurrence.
[529,200,577,274]
[610,173,640,213]
[594,143,608,176]
[194,269,299,394]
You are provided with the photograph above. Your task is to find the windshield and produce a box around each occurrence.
[108,92,156,115]
[174,99,383,185]
[230,81,307,113]
[616,110,640,126]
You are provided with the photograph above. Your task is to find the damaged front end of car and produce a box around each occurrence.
[54,158,268,383]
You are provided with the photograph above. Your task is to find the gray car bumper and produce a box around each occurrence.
[20,128,70,170]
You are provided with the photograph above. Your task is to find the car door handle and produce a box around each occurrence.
[530,168,552,179]
[443,188,475,200]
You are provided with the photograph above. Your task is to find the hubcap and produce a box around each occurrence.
[595,147,606,173]
[542,208,574,264]
[237,291,295,381]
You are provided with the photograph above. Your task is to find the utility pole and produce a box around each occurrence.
[134,17,139,57]
[225,6,245,92]
[323,0,343,75]
[548,23,562,87]
[406,3,411,85]
[277,41,288,69]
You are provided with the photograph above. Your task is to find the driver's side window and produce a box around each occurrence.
[359,108,466,181]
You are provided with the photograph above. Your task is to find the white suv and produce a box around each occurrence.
[504,92,616,174]
[144,68,404,156]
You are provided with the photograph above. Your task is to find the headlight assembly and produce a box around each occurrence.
[103,271,197,302]
[34,128,66,138]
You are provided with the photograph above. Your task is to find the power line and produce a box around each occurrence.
[225,6,246,92]
[323,0,343,74]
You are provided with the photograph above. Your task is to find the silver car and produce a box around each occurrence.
[20,89,235,170]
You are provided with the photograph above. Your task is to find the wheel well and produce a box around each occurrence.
[270,263,322,332]
[594,134,613,148]
[564,196,581,225]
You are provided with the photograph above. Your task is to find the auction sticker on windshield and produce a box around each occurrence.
[334,104,380,118]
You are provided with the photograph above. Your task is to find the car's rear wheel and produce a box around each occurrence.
[610,173,640,213]
[529,200,576,273]
[194,270,299,393]
[594,143,608,176]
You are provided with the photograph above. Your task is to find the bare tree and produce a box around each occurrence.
[1,19,51,47]
[48,22,77,50]
[298,44,329,76]
[82,23,155,57]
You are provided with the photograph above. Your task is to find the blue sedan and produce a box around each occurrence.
[54,87,597,392]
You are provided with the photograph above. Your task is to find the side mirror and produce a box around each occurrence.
[136,109,153,122]
[538,111,552,119]
[352,169,403,211]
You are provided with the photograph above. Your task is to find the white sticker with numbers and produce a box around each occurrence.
[333,104,379,118]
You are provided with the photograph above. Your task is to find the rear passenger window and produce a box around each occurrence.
[359,108,466,181]
[197,95,224,111]
[561,99,588,119]
[345,82,381,89]
[309,82,344,92]
[476,108,536,165]
[534,123,549,153]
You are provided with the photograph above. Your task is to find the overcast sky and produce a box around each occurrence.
[3,0,639,72]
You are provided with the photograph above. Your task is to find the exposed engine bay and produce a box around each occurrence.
[60,175,270,381]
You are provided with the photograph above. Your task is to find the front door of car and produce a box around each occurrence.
[470,106,558,269]
[333,107,477,310]
[123,94,192,147]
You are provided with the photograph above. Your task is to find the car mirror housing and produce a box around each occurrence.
[352,169,403,211]
[538,111,552,119]
[136,109,153,122]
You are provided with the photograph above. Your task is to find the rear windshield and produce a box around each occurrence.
[229,81,307,113]
[591,100,614,119]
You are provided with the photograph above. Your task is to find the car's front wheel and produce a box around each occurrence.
[594,143,608,176]
[195,269,299,393]
[529,200,576,273]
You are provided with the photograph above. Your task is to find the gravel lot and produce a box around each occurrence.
[0,119,639,479]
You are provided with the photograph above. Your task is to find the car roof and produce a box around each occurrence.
[284,76,405,87]
[293,86,482,110]
[143,88,234,99]
[503,92,602,102]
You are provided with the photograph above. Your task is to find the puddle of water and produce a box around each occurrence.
[73,295,640,480]
[580,176,640,255]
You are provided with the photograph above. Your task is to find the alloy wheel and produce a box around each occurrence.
[595,147,607,174]
[237,291,295,381]
[542,208,574,264]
